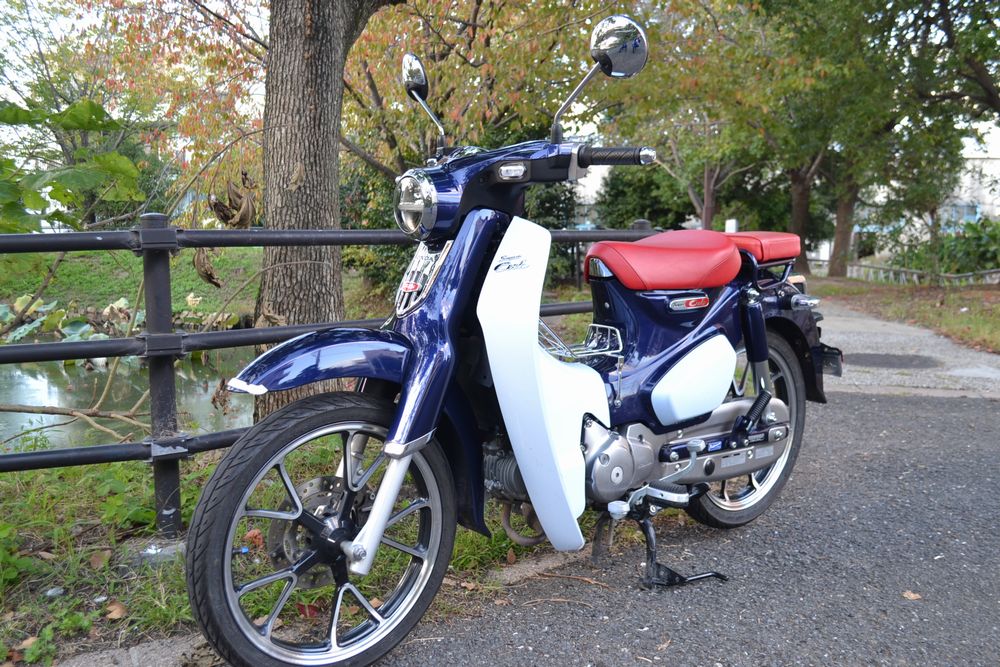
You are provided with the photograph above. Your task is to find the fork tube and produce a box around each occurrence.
[343,455,412,576]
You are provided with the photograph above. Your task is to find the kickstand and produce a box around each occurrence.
[637,518,727,589]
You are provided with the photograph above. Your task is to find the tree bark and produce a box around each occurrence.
[254,0,399,420]
[701,165,717,230]
[828,181,859,278]
[787,160,821,275]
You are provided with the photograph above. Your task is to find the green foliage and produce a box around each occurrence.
[0,521,36,589]
[22,625,56,665]
[0,101,146,232]
[888,218,1000,273]
[594,166,692,230]
[340,163,410,296]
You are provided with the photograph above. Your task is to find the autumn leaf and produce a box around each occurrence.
[89,549,112,569]
[296,603,321,618]
[460,581,478,591]
[244,528,264,550]
[14,637,37,651]
[105,600,127,620]
[902,590,922,601]
[34,551,57,561]
[506,548,517,565]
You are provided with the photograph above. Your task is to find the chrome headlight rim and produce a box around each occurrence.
[393,169,438,238]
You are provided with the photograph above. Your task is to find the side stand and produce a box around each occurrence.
[637,518,727,589]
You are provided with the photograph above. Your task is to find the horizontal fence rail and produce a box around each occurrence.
[0,212,653,537]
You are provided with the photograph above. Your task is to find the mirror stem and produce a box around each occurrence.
[550,63,602,143]
[410,91,447,158]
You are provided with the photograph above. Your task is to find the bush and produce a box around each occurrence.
[889,218,1000,273]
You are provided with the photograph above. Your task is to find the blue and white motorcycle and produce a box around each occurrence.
[187,16,842,667]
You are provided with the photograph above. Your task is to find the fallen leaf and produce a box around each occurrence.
[506,548,517,565]
[35,551,57,561]
[369,597,383,608]
[14,637,37,651]
[494,598,511,606]
[105,600,127,620]
[89,549,112,569]
[244,529,264,550]
[902,590,922,601]
[345,605,360,616]
[460,581,478,591]
[296,603,321,618]
[441,576,458,587]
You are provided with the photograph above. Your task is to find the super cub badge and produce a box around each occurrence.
[493,254,528,272]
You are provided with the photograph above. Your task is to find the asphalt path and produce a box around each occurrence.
[381,391,1000,667]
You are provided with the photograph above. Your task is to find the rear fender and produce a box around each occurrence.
[764,312,827,403]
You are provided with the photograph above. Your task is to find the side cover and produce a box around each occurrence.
[477,216,610,551]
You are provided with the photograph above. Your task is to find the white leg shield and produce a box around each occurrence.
[476,216,610,551]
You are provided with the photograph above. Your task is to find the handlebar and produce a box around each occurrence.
[577,145,656,168]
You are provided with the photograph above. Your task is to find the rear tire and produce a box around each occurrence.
[685,333,805,529]
[186,392,456,667]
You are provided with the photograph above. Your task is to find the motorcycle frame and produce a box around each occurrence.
[229,139,828,565]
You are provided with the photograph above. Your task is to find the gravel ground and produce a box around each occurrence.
[381,392,1000,667]
[819,301,1000,396]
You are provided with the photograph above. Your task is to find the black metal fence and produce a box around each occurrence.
[0,212,653,537]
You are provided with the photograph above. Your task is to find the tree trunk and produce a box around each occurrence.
[787,169,813,275]
[254,0,397,420]
[828,182,859,278]
[701,165,716,230]
[927,208,942,286]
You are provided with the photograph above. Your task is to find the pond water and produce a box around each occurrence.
[0,347,256,451]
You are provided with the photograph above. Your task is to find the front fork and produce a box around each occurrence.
[741,287,775,396]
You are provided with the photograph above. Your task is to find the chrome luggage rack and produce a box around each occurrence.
[538,320,623,361]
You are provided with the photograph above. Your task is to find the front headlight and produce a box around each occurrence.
[393,170,437,237]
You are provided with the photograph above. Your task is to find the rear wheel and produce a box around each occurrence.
[685,333,805,529]
[186,392,456,667]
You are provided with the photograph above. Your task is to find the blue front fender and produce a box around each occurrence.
[227,327,411,394]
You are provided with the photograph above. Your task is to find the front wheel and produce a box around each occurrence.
[186,392,456,667]
[685,333,806,529]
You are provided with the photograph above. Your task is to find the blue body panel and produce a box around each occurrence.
[588,279,743,430]
[231,328,410,392]
[384,208,506,445]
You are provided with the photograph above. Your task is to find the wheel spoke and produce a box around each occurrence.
[352,451,386,492]
[386,498,428,528]
[749,473,761,491]
[381,535,426,560]
[236,567,294,599]
[243,461,302,521]
[259,578,296,639]
[329,582,385,648]
[720,479,730,503]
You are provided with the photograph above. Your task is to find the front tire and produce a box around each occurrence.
[186,392,456,667]
[685,333,806,529]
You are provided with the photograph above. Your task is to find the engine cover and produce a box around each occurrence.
[583,419,656,503]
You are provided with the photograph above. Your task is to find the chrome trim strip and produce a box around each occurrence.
[588,257,614,278]
[227,378,268,395]
[383,429,435,459]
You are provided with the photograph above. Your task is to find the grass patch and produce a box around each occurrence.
[0,248,263,316]
[811,278,1000,352]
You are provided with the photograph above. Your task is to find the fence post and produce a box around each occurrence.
[140,212,183,538]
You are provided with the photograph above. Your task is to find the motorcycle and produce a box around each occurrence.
[186,15,843,667]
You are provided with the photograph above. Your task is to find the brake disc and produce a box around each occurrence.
[266,476,344,589]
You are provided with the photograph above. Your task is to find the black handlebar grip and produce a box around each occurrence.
[578,145,655,168]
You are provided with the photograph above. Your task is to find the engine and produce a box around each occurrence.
[583,397,793,504]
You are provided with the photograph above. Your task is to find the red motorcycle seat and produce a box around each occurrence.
[725,231,800,262]
[586,230,741,290]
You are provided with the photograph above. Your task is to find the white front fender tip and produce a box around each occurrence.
[227,378,268,395]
